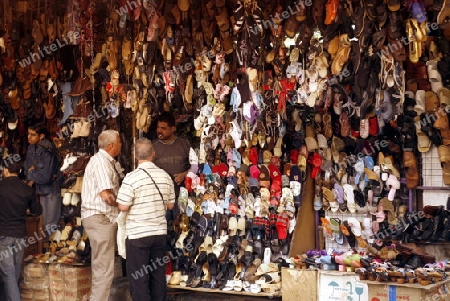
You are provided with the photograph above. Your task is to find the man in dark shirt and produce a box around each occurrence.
[152,112,197,223]
[0,159,42,300]
[23,125,62,233]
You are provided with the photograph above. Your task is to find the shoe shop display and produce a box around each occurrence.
[4,0,450,299]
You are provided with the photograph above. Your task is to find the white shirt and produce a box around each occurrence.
[116,161,175,239]
[81,149,121,223]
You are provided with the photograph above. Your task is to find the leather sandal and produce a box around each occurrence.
[438,145,450,185]
[404,151,419,189]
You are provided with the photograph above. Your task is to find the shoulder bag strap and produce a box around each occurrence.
[139,168,166,207]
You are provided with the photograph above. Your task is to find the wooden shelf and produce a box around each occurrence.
[167,284,281,299]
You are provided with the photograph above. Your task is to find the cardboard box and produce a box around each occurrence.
[318,270,369,301]
[366,279,450,301]
[20,287,33,301]
[64,266,91,301]
[24,263,47,279]
[49,264,65,301]
[34,288,51,301]
[64,266,91,285]
[48,264,64,281]
[50,288,65,301]
[282,268,318,301]
[22,263,92,301]
[64,286,90,301]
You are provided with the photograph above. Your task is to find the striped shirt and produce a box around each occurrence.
[81,149,121,223]
[116,161,175,239]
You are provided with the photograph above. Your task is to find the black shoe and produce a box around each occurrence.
[404,255,424,269]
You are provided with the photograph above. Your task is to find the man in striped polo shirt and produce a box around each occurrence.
[117,138,175,301]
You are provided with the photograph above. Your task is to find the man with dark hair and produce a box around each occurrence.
[24,124,62,234]
[0,158,42,300]
[152,111,197,223]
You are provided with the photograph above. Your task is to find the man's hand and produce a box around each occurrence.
[26,181,35,187]
[105,199,118,207]
[99,189,118,207]
[173,171,188,185]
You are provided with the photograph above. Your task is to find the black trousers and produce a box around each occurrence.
[126,235,167,301]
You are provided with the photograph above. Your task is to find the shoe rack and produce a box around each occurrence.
[323,211,371,253]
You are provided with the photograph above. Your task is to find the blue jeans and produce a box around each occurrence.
[0,236,25,301]
[39,193,61,233]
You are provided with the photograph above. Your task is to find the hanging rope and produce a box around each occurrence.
[2,0,5,24]
[37,0,40,22]
[90,0,95,115]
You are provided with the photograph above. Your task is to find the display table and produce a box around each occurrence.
[167,284,281,299]
[361,278,450,301]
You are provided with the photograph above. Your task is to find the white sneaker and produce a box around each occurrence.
[62,192,72,206]
[70,193,80,206]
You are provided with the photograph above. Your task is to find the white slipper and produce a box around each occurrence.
[343,184,356,213]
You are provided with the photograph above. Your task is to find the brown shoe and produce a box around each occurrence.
[425,90,439,112]
[438,145,450,184]
[438,0,450,24]
[68,77,93,96]
[403,151,419,189]
[284,15,299,39]
[434,111,450,144]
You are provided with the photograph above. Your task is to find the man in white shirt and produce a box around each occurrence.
[81,130,123,301]
[117,138,175,301]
